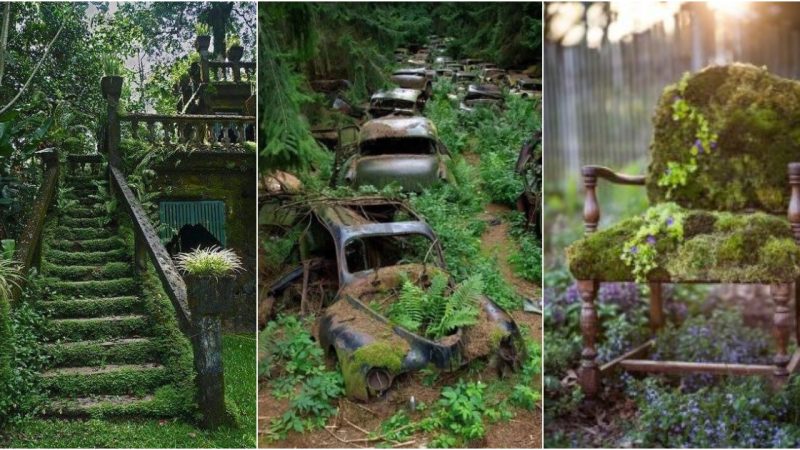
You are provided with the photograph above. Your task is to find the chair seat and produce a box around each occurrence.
[567,208,800,283]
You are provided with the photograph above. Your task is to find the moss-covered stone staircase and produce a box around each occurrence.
[38,173,193,418]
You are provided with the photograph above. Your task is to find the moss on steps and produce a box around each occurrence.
[45,387,192,419]
[53,227,113,241]
[42,296,141,319]
[42,363,169,396]
[45,248,129,266]
[63,206,108,219]
[59,216,109,228]
[42,261,131,281]
[49,237,126,253]
[50,315,148,341]
[47,278,137,297]
[45,338,158,367]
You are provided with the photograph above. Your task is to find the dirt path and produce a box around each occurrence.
[479,202,541,301]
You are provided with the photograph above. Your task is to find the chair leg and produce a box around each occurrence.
[578,280,600,397]
[771,284,791,379]
[795,282,800,346]
[649,282,664,334]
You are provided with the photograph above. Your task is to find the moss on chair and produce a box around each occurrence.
[647,63,800,213]
[567,207,800,283]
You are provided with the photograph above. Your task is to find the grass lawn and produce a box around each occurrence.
[1,334,256,448]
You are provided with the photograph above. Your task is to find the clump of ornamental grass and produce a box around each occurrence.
[175,246,243,278]
[0,258,21,301]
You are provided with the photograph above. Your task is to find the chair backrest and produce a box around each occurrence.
[646,63,800,213]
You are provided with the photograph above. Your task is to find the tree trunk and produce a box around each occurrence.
[0,3,11,87]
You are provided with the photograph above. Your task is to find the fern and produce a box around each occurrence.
[388,273,483,340]
[427,275,483,339]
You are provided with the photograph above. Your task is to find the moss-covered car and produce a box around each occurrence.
[267,199,523,401]
[390,68,432,99]
[341,115,453,192]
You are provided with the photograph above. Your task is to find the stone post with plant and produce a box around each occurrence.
[100,54,123,168]
[176,245,243,429]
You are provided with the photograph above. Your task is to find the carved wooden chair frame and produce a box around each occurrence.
[575,164,800,397]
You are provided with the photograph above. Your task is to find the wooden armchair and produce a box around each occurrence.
[566,64,800,397]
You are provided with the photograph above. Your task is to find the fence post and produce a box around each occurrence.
[184,274,235,429]
[32,148,59,269]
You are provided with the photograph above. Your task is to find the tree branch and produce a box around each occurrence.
[0,22,63,116]
[0,3,11,87]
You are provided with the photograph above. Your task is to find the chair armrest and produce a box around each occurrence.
[788,163,800,243]
[581,165,646,234]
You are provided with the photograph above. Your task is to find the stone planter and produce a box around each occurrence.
[195,35,211,53]
[100,75,123,99]
[226,45,244,62]
[185,274,235,316]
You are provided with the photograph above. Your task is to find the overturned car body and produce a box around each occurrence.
[267,199,524,401]
[342,115,451,192]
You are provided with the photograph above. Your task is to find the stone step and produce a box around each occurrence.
[45,248,129,266]
[49,237,126,253]
[53,227,113,241]
[45,394,187,419]
[48,278,137,298]
[45,338,158,367]
[59,216,109,229]
[50,314,147,342]
[42,296,140,319]
[43,261,131,281]
[63,206,108,219]
[42,363,168,396]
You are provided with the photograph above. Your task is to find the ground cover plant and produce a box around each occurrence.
[259,3,542,447]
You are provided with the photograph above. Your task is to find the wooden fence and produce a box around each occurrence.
[544,5,800,190]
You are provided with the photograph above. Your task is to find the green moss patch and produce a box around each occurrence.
[59,216,108,228]
[45,248,129,266]
[42,296,141,319]
[46,338,158,369]
[567,207,800,282]
[648,64,800,212]
[43,365,170,396]
[50,237,125,253]
[50,316,148,342]
[42,262,131,281]
[53,227,112,241]
[48,278,137,298]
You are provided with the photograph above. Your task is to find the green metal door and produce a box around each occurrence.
[158,200,226,246]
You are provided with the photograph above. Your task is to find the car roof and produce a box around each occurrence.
[370,88,422,102]
[393,67,427,75]
[359,115,437,141]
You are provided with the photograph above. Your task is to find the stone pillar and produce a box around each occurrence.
[185,274,236,429]
[101,75,123,168]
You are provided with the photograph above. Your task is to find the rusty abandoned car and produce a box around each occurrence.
[391,67,433,99]
[265,199,524,401]
[367,88,425,118]
[460,84,504,112]
[510,77,542,98]
[340,115,452,191]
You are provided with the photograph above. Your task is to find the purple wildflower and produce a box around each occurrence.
[647,235,657,245]
[710,141,718,150]
[694,139,704,154]
[630,245,638,254]
[666,217,674,226]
